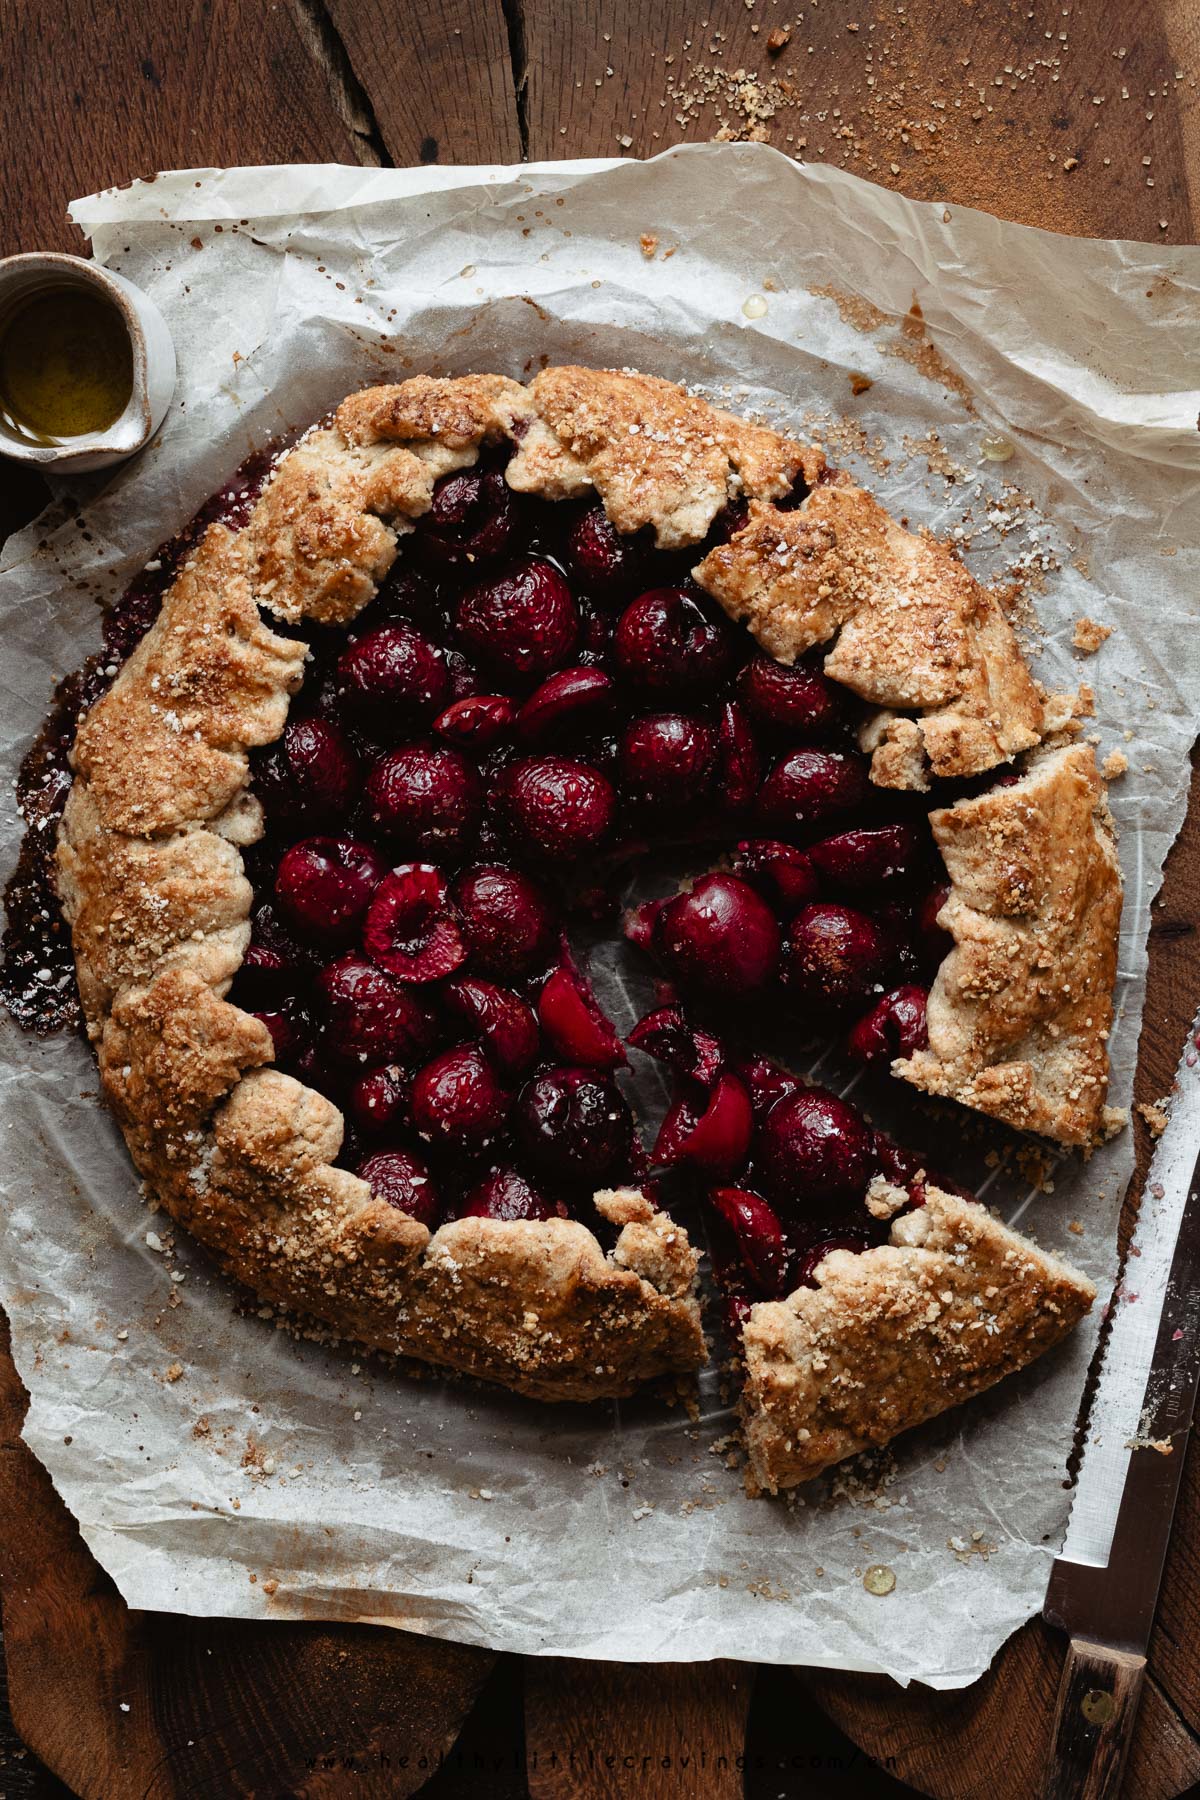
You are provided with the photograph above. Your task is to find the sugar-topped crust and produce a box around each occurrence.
[741,1184,1095,1492]
[894,741,1122,1145]
[694,485,1045,788]
[57,365,1110,1413]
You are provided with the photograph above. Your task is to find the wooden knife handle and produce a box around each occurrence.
[1044,1636,1146,1799]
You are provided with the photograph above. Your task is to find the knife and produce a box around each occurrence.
[1042,1104,1200,1800]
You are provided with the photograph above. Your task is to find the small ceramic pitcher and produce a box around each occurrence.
[0,251,176,473]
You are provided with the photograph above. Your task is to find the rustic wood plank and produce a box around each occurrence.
[0,0,372,258]
[0,1312,495,1799]
[524,1658,755,1799]
[523,0,1197,243]
[323,0,522,165]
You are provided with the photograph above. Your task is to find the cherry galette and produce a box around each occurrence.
[53,367,1116,1489]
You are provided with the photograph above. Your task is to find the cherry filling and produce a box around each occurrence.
[10,438,973,1308]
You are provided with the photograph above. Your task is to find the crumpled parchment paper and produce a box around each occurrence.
[1,146,1198,1689]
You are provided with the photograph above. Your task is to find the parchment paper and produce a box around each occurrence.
[2,146,1198,1689]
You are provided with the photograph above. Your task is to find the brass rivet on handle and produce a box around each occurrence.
[1081,1689,1116,1725]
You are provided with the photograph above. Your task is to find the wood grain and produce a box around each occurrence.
[322,0,521,166]
[0,1313,494,1799]
[0,0,379,259]
[524,1659,754,1799]
[1045,1639,1146,1800]
[520,0,1197,243]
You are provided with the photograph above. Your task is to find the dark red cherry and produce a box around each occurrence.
[318,954,440,1066]
[362,864,466,983]
[615,587,733,697]
[253,717,361,827]
[372,564,442,630]
[756,1086,874,1206]
[537,964,625,1069]
[455,558,580,685]
[501,755,615,859]
[654,1074,753,1178]
[459,1166,568,1223]
[451,865,556,979]
[756,749,869,835]
[347,1063,411,1138]
[516,667,617,744]
[364,745,481,855]
[411,1044,513,1153]
[731,839,820,914]
[250,994,315,1072]
[735,1055,803,1121]
[358,1148,441,1229]
[335,623,449,731]
[618,711,716,811]
[916,882,954,973]
[847,984,930,1063]
[516,1066,632,1182]
[442,975,541,1080]
[433,693,516,751]
[793,1227,875,1288]
[239,901,316,1000]
[565,505,646,598]
[737,652,844,739]
[275,836,386,946]
[783,902,894,1011]
[708,1187,792,1297]
[808,823,924,890]
[650,873,781,998]
[714,700,762,812]
[416,465,517,568]
[627,1005,725,1087]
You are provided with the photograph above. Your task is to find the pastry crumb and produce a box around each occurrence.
[1073,615,1112,653]
[1137,1099,1170,1137]
[639,232,659,259]
[1101,749,1128,780]
[165,1361,184,1383]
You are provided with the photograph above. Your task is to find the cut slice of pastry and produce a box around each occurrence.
[739,1183,1095,1493]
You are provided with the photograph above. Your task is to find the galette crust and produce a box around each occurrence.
[740,1185,1095,1493]
[57,364,1112,1414]
[694,485,1045,787]
[894,741,1122,1146]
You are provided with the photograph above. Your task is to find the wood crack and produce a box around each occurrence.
[285,0,393,168]
[500,0,530,159]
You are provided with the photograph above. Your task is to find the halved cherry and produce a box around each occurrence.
[627,1004,725,1087]
[362,864,466,983]
[537,962,625,1069]
[442,975,541,1080]
[708,1186,792,1297]
[433,694,516,752]
[516,667,617,745]
[732,839,820,915]
[847,984,930,1064]
[653,1074,753,1178]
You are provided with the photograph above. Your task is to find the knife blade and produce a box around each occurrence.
[1042,1056,1200,1799]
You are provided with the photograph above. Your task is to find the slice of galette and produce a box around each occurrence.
[47,365,1115,1448]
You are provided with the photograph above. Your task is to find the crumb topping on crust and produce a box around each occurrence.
[894,741,1122,1146]
[695,485,1045,788]
[740,1184,1095,1493]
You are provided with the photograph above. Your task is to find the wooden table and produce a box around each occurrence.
[2,4,1198,1795]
